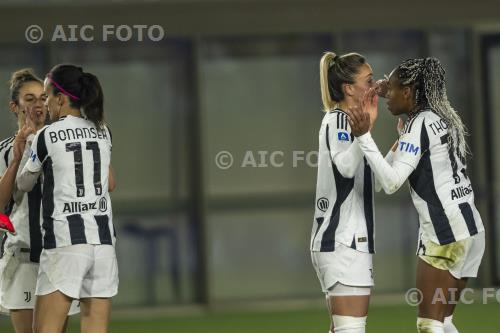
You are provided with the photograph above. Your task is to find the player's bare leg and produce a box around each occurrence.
[416,258,460,332]
[10,309,33,333]
[330,295,370,317]
[80,297,112,333]
[62,317,70,333]
[441,278,467,333]
[11,310,69,333]
[326,294,334,332]
[328,294,370,332]
[33,291,72,333]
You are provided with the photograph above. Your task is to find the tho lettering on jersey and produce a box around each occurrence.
[429,119,448,135]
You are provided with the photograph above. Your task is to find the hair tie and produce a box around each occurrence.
[48,74,80,101]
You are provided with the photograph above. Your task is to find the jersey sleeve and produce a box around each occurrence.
[392,116,425,170]
[326,112,364,178]
[357,116,425,194]
[0,145,9,176]
[24,127,49,173]
[374,149,395,193]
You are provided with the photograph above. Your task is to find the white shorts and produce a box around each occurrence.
[311,242,374,293]
[0,248,79,315]
[418,232,485,279]
[36,244,119,300]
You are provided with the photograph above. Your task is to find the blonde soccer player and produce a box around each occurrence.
[311,52,378,333]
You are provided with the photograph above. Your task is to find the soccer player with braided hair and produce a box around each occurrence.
[346,58,485,333]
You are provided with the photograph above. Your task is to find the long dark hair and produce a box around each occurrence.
[47,64,104,128]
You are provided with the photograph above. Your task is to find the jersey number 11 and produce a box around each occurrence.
[66,141,103,197]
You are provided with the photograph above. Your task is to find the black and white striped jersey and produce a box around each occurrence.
[358,110,484,246]
[21,115,115,249]
[311,109,375,253]
[0,135,43,262]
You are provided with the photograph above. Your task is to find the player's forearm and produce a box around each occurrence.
[374,150,395,192]
[0,159,21,210]
[357,132,408,194]
[331,140,364,178]
[108,165,116,192]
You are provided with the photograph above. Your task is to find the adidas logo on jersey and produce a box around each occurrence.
[451,184,473,200]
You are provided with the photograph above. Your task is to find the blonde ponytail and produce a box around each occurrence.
[320,52,337,112]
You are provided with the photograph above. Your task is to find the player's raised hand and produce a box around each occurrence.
[362,87,378,130]
[345,105,370,137]
[24,104,37,131]
[12,116,35,163]
[397,117,404,136]
[375,78,389,98]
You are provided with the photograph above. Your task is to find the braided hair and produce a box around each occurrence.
[394,57,468,158]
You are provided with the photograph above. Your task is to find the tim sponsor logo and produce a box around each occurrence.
[399,141,420,155]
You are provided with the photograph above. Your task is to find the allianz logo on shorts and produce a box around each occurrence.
[63,197,108,214]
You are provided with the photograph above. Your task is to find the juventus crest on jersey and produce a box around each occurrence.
[23,115,115,249]
[311,109,375,254]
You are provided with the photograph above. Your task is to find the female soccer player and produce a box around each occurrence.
[346,58,485,333]
[17,64,118,333]
[0,70,38,214]
[0,69,78,333]
[311,52,377,333]
[0,123,34,236]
